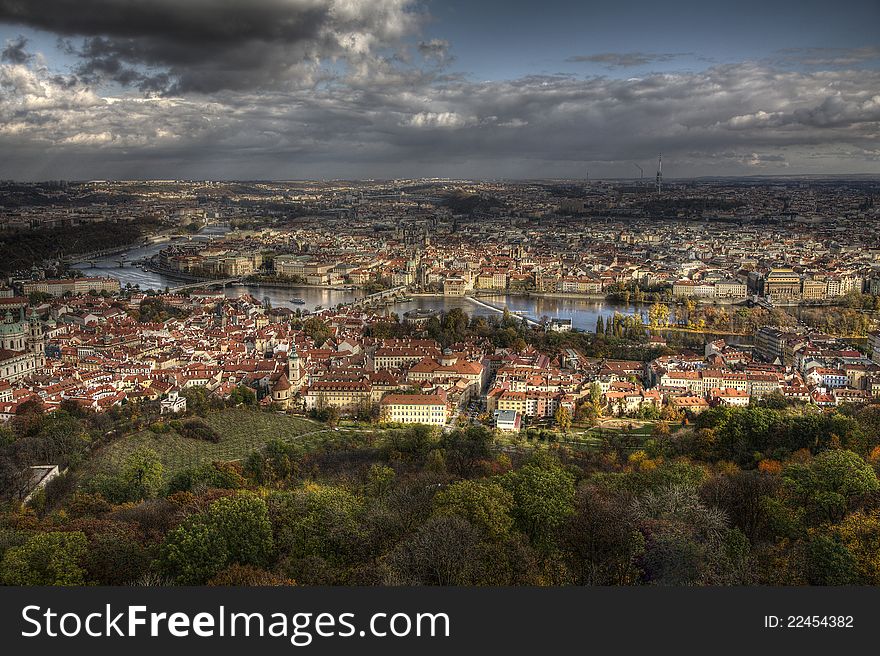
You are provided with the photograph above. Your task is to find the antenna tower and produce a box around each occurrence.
[655,154,662,194]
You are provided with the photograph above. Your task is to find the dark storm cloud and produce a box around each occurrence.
[0,0,422,93]
[3,55,878,179]
[1,2,879,179]
[566,52,689,67]
[1,35,31,64]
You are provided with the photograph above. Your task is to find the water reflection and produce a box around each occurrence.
[70,227,675,330]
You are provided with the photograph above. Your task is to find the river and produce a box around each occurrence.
[70,228,730,335]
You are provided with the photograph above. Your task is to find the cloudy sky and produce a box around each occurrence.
[1,0,879,180]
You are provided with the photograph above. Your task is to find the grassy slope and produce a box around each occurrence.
[87,409,327,481]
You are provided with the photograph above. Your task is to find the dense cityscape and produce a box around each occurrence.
[2,176,880,586]
[2,0,880,599]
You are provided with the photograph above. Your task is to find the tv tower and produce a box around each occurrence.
[656,153,662,194]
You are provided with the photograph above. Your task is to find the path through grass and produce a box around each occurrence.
[87,409,327,481]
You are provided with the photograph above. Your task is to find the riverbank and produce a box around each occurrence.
[67,239,151,265]
[143,263,358,292]
[648,325,750,336]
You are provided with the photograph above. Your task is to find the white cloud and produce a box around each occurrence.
[403,111,472,128]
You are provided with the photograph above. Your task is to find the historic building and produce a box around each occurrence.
[0,307,46,382]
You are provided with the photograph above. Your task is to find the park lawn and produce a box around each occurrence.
[86,408,327,481]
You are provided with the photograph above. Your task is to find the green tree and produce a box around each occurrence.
[806,534,856,585]
[181,386,212,416]
[229,385,257,406]
[366,464,396,497]
[434,480,515,541]
[168,462,247,494]
[1,531,88,586]
[120,448,164,501]
[303,317,333,345]
[159,493,274,584]
[811,449,879,500]
[502,455,576,551]
[269,483,364,584]
[441,425,493,477]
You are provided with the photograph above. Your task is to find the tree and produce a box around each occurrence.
[207,564,294,586]
[383,515,487,585]
[159,492,274,584]
[269,484,364,566]
[440,425,493,477]
[433,480,515,541]
[554,406,572,433]
[648,302,670,328]
[386,424,438,463]
[89,448,164,503]
[806,534,856,585]
[810,449,878,501]
[589,382,602,408]
[181,386,212,416]
[684,299,696,327]
[595,315,604,335]
[120,448,164,501]
[1,531,88,586]
[84,522,154,585]
[561,484,645,585]
[502,455,576,552]
[832,510,880,584]
[303,317,333,346]
[158,518,228,585]
[366,464,396,497]
[229,385,257,406]
[631,484,749,585]
[700,470,779,543]
[653,422,671,438]
[168,462,247,494]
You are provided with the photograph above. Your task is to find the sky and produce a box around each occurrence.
[0,0,879,181]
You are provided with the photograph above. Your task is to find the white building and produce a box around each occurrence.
[160,390,187,414]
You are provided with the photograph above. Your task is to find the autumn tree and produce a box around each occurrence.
[832,510,880,584]
[554,406,572,433]
[269,484,364,583]
[383,515,487,585]
[648,302,670,328]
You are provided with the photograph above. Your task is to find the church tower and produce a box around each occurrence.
[287,347,302,390]
[26,313,46,369]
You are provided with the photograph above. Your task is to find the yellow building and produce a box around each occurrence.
[380,393,448,425]
[302,380,373,412]
[764,268,801,300]
[801,277,827,300]
[443,277,470,296]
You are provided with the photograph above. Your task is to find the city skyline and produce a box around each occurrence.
[1,0,879,180]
